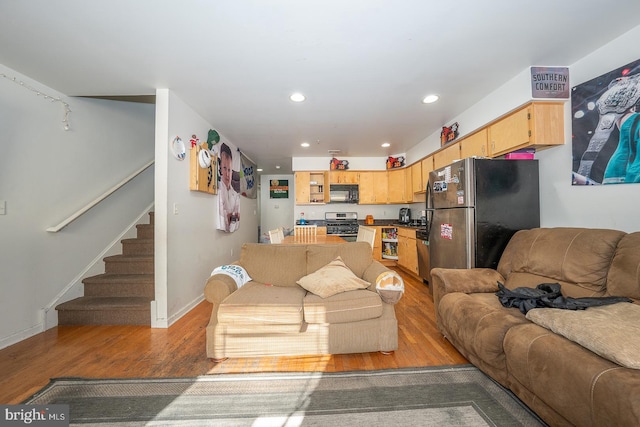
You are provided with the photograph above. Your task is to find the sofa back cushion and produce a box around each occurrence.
[239,243,308,287]
[306,242,373,278]
[497,228,626,297]
[606,232,640,300]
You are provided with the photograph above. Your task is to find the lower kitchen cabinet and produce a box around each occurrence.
[397,227,419,277]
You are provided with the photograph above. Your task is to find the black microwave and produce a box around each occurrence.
[329,184,359,203]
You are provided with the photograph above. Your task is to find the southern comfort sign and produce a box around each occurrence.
[531,66,569,99]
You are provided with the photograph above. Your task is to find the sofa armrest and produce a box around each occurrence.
[362,260,391,292]
[431,267,504,311]
[204,274,238,304]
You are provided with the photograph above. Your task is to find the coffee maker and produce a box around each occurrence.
[399,208,411,224]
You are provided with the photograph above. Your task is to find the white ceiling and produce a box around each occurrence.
[2,1,640,174]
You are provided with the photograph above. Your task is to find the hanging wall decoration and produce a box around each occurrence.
[171,136,186,160]
[572,58,640,185]
[239,151,257,199]
[217,142,242,232]
[270,179,289,199]
[190,142,217,194]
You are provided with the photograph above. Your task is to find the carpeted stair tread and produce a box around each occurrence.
[56,211,154,326]
[57,296,151,311]
[83,273,154,284]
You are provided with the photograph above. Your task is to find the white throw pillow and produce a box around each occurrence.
[297,256,369,298]
[211,265,252,289]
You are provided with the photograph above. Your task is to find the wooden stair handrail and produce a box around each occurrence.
[46,159,154,233]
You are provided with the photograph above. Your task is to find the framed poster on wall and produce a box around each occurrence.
[572,58,640,185]
[270,180,289,198]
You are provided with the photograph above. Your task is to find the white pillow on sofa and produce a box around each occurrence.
[526,303,640,369]
[297,256,369,298]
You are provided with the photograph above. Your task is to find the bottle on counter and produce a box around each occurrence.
[299,212,307,225]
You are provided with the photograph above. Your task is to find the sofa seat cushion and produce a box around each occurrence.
[217,282,305,330]
[303,289,383,324]
[526,302,640,369]
[504,322,640,427]
[438,292,528,383]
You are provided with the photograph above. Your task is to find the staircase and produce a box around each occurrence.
[56,212,154,325]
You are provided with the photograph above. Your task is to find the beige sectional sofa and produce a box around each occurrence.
[204,241,399,360]
[432,227,640,427]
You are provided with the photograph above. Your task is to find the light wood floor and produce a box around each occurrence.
[0,267,466,404]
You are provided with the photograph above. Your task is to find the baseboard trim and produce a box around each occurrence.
[167,294,205,327]
[0,324,43,351]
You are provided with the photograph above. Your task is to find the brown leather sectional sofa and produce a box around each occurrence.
[204,242,399,360]
[432,227,640,426]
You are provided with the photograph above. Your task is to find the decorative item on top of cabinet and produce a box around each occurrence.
[440,122,459,146]
[488,101,564,157]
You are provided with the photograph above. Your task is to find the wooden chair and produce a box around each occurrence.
[294,224,318,241]
[356,226,376,249]
[269,228,285,244]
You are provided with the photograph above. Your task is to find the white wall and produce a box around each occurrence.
[260,174,295,241]
[406,25,640,233]
[153,90,259,327]
[0,64,155,349]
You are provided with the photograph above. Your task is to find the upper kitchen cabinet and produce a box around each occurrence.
[387,168,410,204]
[359,171,388,204]
[488,101,564,157]
[329,170,359,184]
[421,156,433,190]
[433,142,461,170]
[295,171,328,205]
[411,162,423,194]
[459,128,488,159]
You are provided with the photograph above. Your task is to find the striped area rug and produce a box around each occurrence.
[25,365,546,426]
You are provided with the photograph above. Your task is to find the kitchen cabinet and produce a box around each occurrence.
[381,227,398,260]
[411,162,423,193]
[358,171,388,204]
[459,128,488,159]
[488,102,564,157]
[397,227,419,277]
[433,142,461,169]
[387,168,408,204]
[295,171,328,205]
[421,156,433,190]
[329,170,359,184]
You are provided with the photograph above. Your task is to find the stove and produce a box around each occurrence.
[325,212,359,238]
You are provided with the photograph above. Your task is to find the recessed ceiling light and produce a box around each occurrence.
[290,93,306,102]
[275,165,281,169]
[301,142,310,148]
[422,94,439,104]
[381,142,391,148]
[257,168,263,172]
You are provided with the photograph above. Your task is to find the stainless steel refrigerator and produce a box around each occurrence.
[427,157,540,271]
